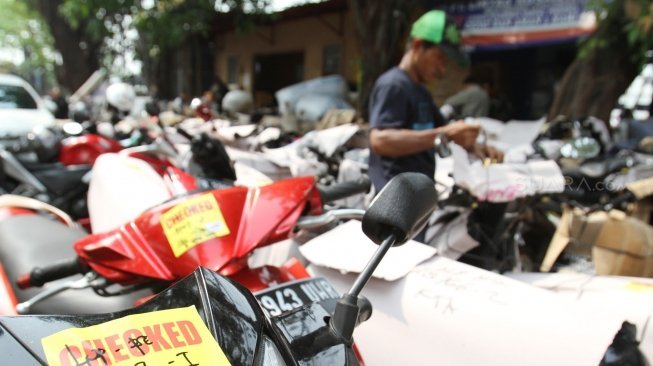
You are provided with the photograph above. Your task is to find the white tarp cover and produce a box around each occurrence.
[304,219,628,365]
[451,143,565,202]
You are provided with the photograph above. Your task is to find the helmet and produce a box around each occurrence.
[105,82,136,112]
[222,90,253,114]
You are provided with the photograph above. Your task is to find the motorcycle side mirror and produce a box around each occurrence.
[560,136,601,160]
[362,172,438,246]
[329,172,437,343]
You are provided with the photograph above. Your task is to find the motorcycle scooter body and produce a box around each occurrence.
[0,267,358,365]
[0,173,434,365]
[0,145,92,218]
[75,176,323,290]
[0,174,323,315]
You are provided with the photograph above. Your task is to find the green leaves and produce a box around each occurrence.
[0,0,56,82]
[56,0,276,76]
[581,0,653,67]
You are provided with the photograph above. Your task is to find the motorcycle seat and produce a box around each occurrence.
[0,214,151,314]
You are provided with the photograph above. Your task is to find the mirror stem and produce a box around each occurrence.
[331,232,397,343]
[348,233,397,298]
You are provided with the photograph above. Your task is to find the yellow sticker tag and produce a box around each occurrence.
[161,193,231,257]
[626,281,653,293]
[41,306,231,366]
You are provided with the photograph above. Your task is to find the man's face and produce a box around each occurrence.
[414,45,447,84]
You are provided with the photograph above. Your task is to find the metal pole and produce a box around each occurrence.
[348,233,397,298]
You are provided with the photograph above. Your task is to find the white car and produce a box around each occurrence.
[0,74,54,138]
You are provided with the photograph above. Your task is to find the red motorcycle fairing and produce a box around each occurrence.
[0,207,35,222]
[127,151,177,176]
[74,176,323,284]
[162,166,199,193]
[0,262,18,315]
[59,134,123,166]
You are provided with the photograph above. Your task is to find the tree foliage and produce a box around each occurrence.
[0,0,56,88]
[548,0,649,122]
[581,0,653,67]
[349,0,420,119]
[56,0,272,76]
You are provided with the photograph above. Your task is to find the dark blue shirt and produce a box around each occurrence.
[368,67,446,191]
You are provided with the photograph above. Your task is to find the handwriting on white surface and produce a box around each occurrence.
[410,262,513,315]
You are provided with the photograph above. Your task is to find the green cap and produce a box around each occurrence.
[410,10,468,67]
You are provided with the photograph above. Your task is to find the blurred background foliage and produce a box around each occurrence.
[0,0,57,88]
[582,0,653,67]
[1,0,651,121]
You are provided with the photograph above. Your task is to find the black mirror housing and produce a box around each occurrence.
[362,172,437,246]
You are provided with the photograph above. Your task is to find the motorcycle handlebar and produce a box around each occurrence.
[2,136,31,154]
[604,190,637,211]
[17,257,85,289]
[318,177,371,205]
[556,188,637,213]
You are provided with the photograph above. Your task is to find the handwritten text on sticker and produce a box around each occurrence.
[161,193,231,257]
[41,306,231,366]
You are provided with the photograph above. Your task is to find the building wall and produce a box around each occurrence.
[215,11,359,107]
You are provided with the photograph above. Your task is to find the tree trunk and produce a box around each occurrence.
[548,47,637,123]
[349,0,419,121]
[34,0,101,93]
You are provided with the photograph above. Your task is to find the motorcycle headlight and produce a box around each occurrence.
[255,335,287,366]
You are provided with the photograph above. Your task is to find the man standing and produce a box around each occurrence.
[368,10,500,192]
[49,86,69,119]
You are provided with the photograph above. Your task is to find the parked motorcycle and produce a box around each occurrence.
[426,139,566,273]
[0,154,371,315]
[0,172,433,365]
[0,112,244,223]
[0,127,99,219]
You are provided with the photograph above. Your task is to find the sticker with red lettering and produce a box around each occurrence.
[160,193,231,257]
[41,305,231,366]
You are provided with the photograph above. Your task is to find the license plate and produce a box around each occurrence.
[254,277,340,316]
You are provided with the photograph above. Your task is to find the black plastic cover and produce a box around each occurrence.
[362,172,437,245]
[0,267,360,365]
[0,267,266,365]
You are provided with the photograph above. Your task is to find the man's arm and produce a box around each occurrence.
[370,128,439,157]
[370,122,481,157]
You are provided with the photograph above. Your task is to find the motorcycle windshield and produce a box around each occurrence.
[0,267,266,365]
[75,176,321,282]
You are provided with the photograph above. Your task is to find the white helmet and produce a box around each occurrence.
[105,82,136,112]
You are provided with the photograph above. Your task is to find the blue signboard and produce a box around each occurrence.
[441,0,595,50]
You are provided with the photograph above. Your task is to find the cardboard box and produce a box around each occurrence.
[541,206,653,277]
[592,210,653,276]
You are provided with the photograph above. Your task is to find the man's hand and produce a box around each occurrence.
[441,121,480,149]
[472,143,504,163]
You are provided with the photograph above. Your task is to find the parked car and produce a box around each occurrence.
[0,74,54,138]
